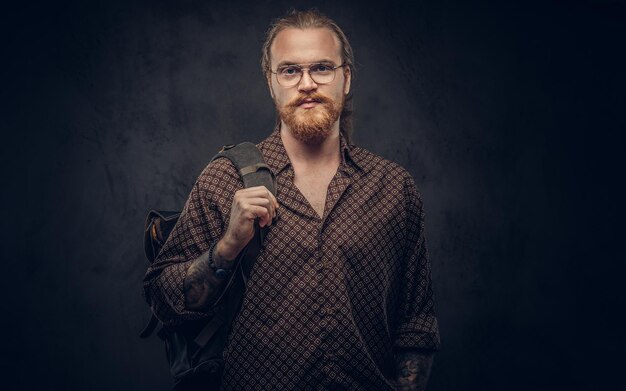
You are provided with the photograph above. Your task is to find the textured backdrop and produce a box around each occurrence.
[3,0,625,390]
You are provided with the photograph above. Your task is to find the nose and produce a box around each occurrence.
[298,69,318,92]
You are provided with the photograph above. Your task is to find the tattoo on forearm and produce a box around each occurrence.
[183,250,221,310]
[393,351,434,391]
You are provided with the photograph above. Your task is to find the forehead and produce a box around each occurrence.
[270,27,341,65]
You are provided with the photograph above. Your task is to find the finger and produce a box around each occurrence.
[240,186,275,201]
[241,197,273,207]
[259,187,278,216]
[256,208,272,228]
[243,197,275,221]
[238,186,277,217]
[268,189,279,210]
[238,186,272,197]
[234,189,272,207]
[243,205,271,225]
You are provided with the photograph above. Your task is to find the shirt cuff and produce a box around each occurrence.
[393,315,441,351]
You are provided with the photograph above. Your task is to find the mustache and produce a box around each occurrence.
[287,93,332,108]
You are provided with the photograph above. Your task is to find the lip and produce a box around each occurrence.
[298,100,320,109]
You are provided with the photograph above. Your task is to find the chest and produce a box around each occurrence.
[292,167,337,218]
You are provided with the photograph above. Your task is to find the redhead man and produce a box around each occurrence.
[144,9,440,391]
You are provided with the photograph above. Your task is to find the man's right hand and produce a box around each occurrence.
[214,185,279,267]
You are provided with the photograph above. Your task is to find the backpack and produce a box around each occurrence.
[141,142,276,390]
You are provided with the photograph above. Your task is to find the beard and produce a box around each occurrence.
[277,92,344,144]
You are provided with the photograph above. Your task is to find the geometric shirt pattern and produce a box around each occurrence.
[143,129,440,390]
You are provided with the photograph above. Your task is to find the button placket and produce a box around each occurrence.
[318,229,343,368]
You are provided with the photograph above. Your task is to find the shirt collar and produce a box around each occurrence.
[258,125,366,176]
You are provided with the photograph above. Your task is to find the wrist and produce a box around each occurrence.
[214,237,240,268]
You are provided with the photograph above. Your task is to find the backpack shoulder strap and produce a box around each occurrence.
[210,142,276,196]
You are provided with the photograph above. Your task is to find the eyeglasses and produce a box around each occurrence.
[271,62,345,87]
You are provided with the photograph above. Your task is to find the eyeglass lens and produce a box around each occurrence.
[276,63,337,87]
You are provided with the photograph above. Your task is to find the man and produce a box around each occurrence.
[144,9,440,391]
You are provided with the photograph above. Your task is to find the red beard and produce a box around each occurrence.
[277,92,344,144]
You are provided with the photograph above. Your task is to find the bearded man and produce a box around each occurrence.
[144,9,440,391]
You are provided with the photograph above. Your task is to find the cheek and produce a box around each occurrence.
[330,87,345,105]
[273,89,292,107]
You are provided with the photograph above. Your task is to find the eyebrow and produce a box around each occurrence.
[275,59,338,68]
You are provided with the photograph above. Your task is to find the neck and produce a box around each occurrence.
[280,121,341,167]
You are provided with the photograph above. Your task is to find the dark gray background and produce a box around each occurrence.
[3,0,624,390]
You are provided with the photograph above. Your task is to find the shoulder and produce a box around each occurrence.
[195,155,242,195]
[350,145,423,205]
[350,145,415,184]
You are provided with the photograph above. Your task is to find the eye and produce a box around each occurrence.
[279,66,301,76]
[311,64,333,73]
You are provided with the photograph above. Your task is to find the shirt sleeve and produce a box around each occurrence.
[142,158,242,326]
[392,175,441,351]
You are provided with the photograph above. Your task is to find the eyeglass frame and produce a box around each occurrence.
[269,62,347,87]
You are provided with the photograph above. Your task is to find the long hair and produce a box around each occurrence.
[261,9,355,144]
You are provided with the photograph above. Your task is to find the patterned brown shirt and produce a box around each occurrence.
[143,129,440,390]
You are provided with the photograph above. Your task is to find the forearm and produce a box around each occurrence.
[392,350,434,391]
[183,245,222,310]
[183,239,240,310]
[184,184,276,309]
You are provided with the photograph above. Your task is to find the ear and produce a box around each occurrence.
[266,73,275,99]
[343,66,352,95]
